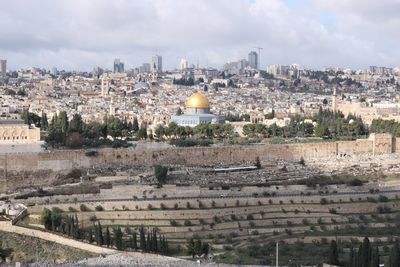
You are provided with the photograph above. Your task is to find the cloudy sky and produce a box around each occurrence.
[0,0,399,71]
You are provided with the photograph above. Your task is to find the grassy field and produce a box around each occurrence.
[0,230,95,264]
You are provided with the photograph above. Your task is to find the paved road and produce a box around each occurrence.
[0,221,116,254]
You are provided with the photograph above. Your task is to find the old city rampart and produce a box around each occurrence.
[0,133,398,192]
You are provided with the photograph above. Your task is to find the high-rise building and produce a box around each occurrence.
[113,59,125,73]
[248,51,258,69]
[139,63,151,73]
[152,55,162,73]
[0,60,7,78]
[180,58,188,70]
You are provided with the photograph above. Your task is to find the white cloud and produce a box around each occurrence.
[0,0,398,70]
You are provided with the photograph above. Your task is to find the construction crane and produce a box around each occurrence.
[253,46,263,70]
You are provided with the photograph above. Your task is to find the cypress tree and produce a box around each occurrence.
[328,240,340,266]
[87,228,94,243]
[389,241,400,267]
[139,225,146,251]
[372,246,379,267]
[93,224,99,244]
[152,229,158,252]
[357,243,363,267]
[73,214,80,239]
[159,235,165,254]
[132,232,137,250]
[97,222,104,246]
[69,216,75,237]
[361,237,371,267]
[132,118,139,132]
[114,227,123,250]
[164,237,169,254]
[146,232,151,252]
[347,247,354,267]
[104,227,111,247]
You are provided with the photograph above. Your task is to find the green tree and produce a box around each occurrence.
[132,117,139,132]
[139,225,146,251]
[84,228,92,243]
[104,227,111,247]
[154,165,168,184]
[389,241,400,267]
[114,227,123,250]
[50,208,62,231]
[95,222,104,246]
[361,237,372,267]
[372,246,380,267]
[131,232,137,250]
[328,240,340,266]
[40,208,52,230]
[255,157,261,169]
[185,238,196,258]
[68,114,83,133]
[41,112,48,130]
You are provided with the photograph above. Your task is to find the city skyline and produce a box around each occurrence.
[0,0,399,71]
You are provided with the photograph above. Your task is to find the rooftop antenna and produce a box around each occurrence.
[253,46,263,70]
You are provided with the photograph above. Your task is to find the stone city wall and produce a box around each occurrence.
[0,133,396,193]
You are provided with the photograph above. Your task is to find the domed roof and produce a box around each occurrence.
[186,92,209,108]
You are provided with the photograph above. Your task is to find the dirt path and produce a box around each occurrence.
[0,221,117,254]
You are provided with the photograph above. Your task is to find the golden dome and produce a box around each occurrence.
[186,92,209,108]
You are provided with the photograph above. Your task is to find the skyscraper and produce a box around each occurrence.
[180,58,188,70]
[113,59,125,73]
[248,51,258,69]
[0,60,6,78]
[152,55,162,73]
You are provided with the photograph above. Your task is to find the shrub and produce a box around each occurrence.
[95,205,104,211]
[251,230,259,235]
[170,220,178,226]
[184,220,192,226]
[154,165,168,184]
[198,201,204,208]
[320,198,328,205]
[85,150,98,157]
[170,138,213,147]
[378,195,389,202]
[80,204,90,212]
[377,205,391,214]
[348,178,364,186]
[246,214,254,220]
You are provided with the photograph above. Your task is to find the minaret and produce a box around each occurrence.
[332,88,338,112]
